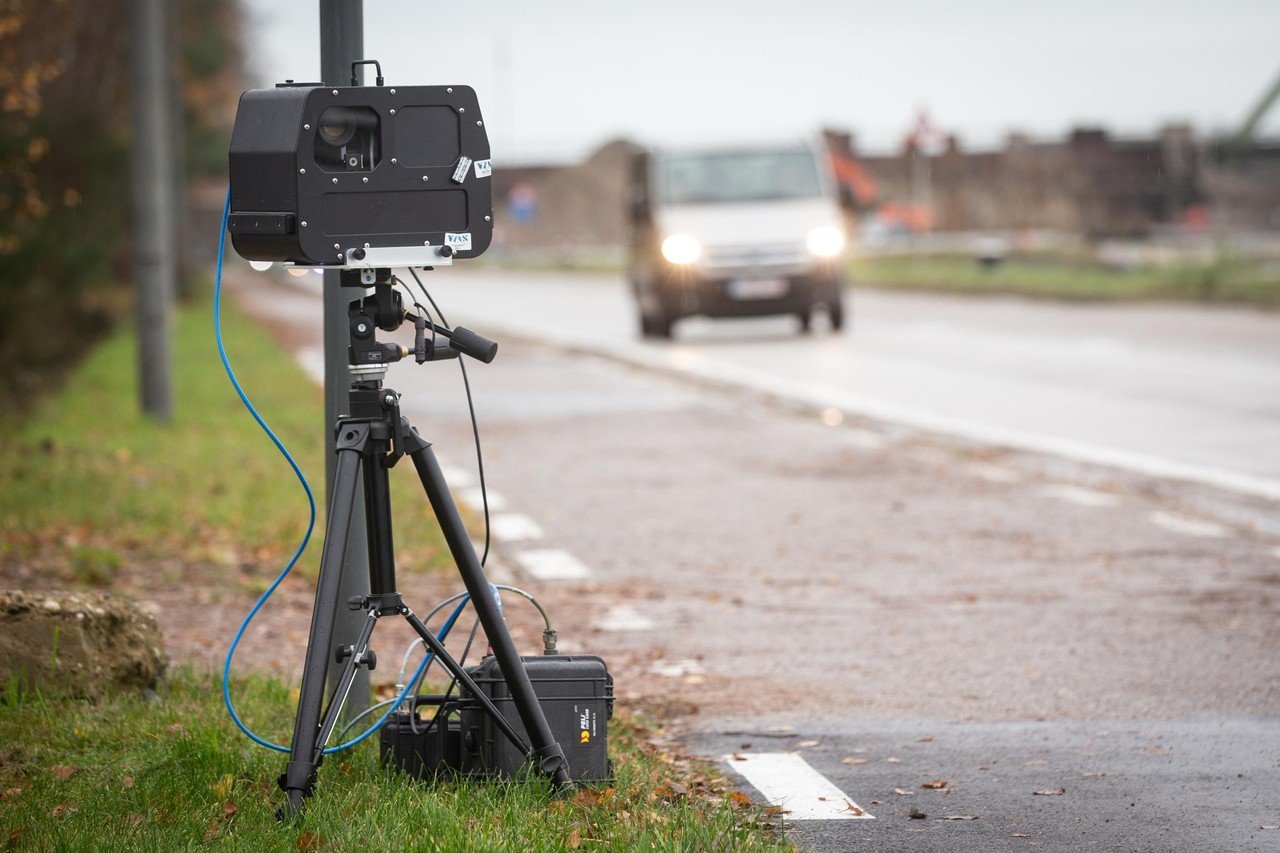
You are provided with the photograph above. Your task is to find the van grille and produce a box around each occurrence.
[699,241,809,274]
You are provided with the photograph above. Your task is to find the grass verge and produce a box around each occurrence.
[0,670,786,851]
[0,286,448,585]
[849,253,1280,305]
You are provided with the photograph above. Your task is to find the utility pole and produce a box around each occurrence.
[319,0,369,715]
[130,0,176,419]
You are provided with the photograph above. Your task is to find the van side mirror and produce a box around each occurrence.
[836,182,856,213]
[628,187,650,224]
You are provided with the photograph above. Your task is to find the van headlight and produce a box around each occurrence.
[806,225,845,258]
[661,234,701,265]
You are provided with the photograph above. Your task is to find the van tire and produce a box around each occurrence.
[797,311,813,334]
[829,298,845,332]
[640,311,673,340]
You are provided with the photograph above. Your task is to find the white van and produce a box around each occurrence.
[626,142,848,338]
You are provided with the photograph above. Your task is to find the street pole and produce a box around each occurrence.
[319,0,369,714]
[130,0,176,420]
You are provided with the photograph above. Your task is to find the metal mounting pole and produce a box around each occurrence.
[130,0,177,419]
[319,0,368,716]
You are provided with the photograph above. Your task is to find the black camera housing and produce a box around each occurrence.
[228,81,493,266]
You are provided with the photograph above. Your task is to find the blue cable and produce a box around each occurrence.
[213,188,462,752]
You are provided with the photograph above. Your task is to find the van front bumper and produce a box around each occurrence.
[653,264,844,320]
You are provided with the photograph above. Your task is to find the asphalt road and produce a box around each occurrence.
[422,269,1280,499]
[234,268,1280,851]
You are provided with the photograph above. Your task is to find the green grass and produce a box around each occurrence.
[850,253,1280,305]
[0,670,786,851]
[0,287,448,581]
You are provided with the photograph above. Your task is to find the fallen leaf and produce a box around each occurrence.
[730,753,747,761]
[909,807,928,819]
[729,791,752,808]
[844,802,865,816]
[917,735,934,743]
[201,820,222,843]
[296,830,322,851]
[763,805,787,817]
[893,788,914,796]
[167,723,186,737]
[921,780,948,789]
[798,740,820,748]
[213,774,235,799]
[125,814,144,828]
[885,756,902,764]
[1,788,21,802]
[1033,787,1066,796]
[654,782,687,803]
[572,788,602,808]
[221,802,238,819]
[567,828,582,849]
[121,776,134,789]
[50,766,76,780]
[50,801,77,818]
[939,814,979,820]
[1012,833,1031,838]
[1261,825,1280,830]
[841,757,869,766]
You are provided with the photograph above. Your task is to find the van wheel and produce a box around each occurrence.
[640,311,673,340]
[797,311,813,334]
[829,299,845,332]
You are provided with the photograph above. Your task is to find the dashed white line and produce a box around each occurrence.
[1039,483,1121,508]
[966,462,1023,483]
[457,486,508,512]
[723,753,873,820]
[488,513,544,543]
[649,658,704,678]
[1148,511,1229,538]
[438,465,475,487]
[295,347,325,385]
[841,428,888,450]
[596,605,655,632]
[514,549,592,580]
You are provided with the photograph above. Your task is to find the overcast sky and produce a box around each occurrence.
[243,0,1280,163]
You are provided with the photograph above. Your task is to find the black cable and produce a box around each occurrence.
[405,267,491,568]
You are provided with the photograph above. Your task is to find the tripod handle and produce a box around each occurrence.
[447,326,498,364]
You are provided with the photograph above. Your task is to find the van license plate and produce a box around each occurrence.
[727,278,788,300]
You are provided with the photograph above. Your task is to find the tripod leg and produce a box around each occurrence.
[401,607,532,755]
[280,438,365,817]
[311,609,378,764]
[405,428,571,786]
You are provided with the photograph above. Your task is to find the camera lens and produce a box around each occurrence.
[316,108,360,148]
[319,122,352,145]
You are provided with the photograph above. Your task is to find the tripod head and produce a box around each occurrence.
[342,267,498,389]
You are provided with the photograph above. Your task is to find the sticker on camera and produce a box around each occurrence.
[473,159,492,179]
[451,156,472,184]
[445,232,472,251]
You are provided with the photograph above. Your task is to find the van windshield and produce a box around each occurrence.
[657,148,823,205]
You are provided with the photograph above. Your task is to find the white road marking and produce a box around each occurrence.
[1273,546,1280,561]
[489,513,544,543]
[723,753,873,820]
[967,462,1023,483]
[649,658,704,677]
[295,347,325,385]
[457,486,508,512]
[438,465,475,487]
[1039,484,1121,508]
[596,605,655,632]
[514,549,592,580]
[842,428,888,450]
[1148,511,1229,538]
[564,341,1280,503]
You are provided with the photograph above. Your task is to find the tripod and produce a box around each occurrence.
[279,268,570,818]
